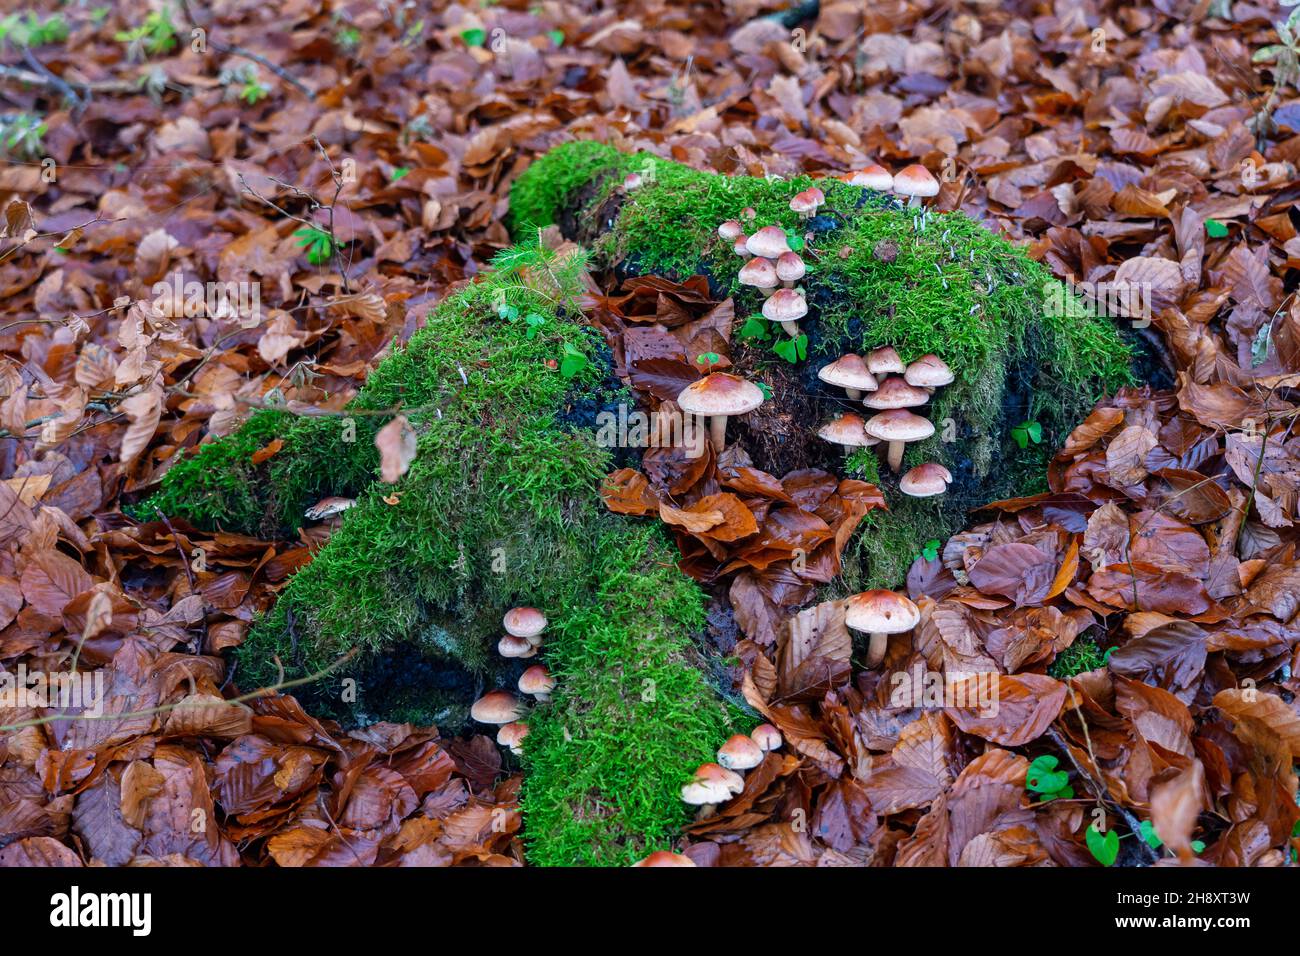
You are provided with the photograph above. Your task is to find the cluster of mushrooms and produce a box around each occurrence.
[680,723,784,811]
[469,606,555,755]
[817,346,954,498]
[834,161,940,208]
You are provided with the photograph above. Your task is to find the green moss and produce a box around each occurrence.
[1049,636,1110,679]
[511,143,1136,587]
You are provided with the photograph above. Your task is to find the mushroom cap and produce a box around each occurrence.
[866,346,906,376]
[624,172,643,190]
[818,412,877,448]
[733,235,750,256]
[498,634,537,658]
[717,733,764,770]
[843,164,894,191]
[894,163,940,198]
[862,376,930,409]
[818,354,877,393]
[633,850,697,867]
[718,219,744,241]
[470,690,524,725]
[496,721,529,754]
[681,762,744,804]
[745,225,790,258]
[677,373,765,417]
[775,251,806,283]
[761,288,808,323]
[738,256,778,289]
[845,589,921,635]
[518,664,555,696]
[503,606,547,639]
[789,187,825,214]
[899,462,953,497]
[865,408,935,442]
[904,354,955,388]
[751,723,783,752]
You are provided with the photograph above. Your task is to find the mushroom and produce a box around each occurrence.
[865,408,934,472]
[304,496,356,520]
[845,589,921,668]
[789,186,825,219]
[866,346,906,377]
[518,664,555,702]
[498,634,537,659]
[818,412,878,457]
[681,762,744,805]
[623,172,643,191]
[504,606,547,646]
[741,206,757,222]
[738,256,778,298]
[470,690,524,725]
[733,235,751,259]
[751,723,783,752]
[893,163,940,209]
[496,721,529,755]
[633,850,697,867]
[817,354,877,400]
[841,165,894,191]
[676,372,765,453]
[904,354,954,389]
[775,251,805,289]
[761,287,807,338]
[717,733,764,771]
[900,462,953,498]
[718,220,744,241]
[745,225,790,259]
[861,376,930,410]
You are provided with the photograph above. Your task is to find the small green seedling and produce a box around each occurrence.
[1011,419,1043,449]
[0,113,46,159]
[1086,821,1119,866]
[1254,5,1300,89]
[389,167,411,183]
[559,342,587,379]
[695,351,721,372]
[547,29,564,46]
[756,382,773,401]
[524,312,547,339]
[772,333,807,364]
[1205,219,1229,238]
[335,26,361,52]
[737,316,770,342]
[0,12,69,47]
[460,27,486,47]
[1026,754,1074,803]
[784,228,805,252]
[115,8,178,59]
[918,538,941,562]
[240,76,271,105]
[1139,819,1205,854]
[294,227,336,266]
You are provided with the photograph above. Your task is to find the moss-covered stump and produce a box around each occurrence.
[510,141,1135,585]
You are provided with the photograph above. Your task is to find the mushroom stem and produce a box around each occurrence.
[886,440,905,472]
[781,320,800,337]
[867,632,889,667]
[708,415,729,453]
[908,195,922,209]
[845,387,862,400]
[760,287,774,298]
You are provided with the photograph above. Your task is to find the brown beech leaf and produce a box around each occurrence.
[778,599,851,700]
[1213,689,1300,760]
[945,674,1068,746]
[967,542,1058,606]
[1085,561,1212,615]
[600,468,659,515]
[375,415,417,483]
[21,549,93,617]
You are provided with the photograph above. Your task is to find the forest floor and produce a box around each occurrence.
[0,0,1298,867]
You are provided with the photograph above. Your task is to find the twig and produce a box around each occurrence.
[0,64,136,97]
[20,45,82,108]
[178,0,315,99]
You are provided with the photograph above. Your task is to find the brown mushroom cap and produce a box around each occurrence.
[470,690,524,725]
[498,634,537,659]
[843,165,894,191]
[862,376,930,410]
[745,225,790,258]
[866,346,906,376]
[633,850,697,867]
[818,354,877,393]
[893,163,940,199]
[623,172,643,190]
[718,220,744,241]
[904,354,955,388]
[518,664,555,697]
[865,408,934,442]
[681,762,744,804]
[733,235,750,257]
[751,723,783,752]
[900,462,953,497]
[845,589,921,635]
[496,721,529,754]
[775,251,806,284]
[503,606,547,640]
[761,288,807,323]
[789,187,825,215]
[676,373,765,417]
[818,412,877,448]
[717,733,764,771]
[738,256,778,290]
